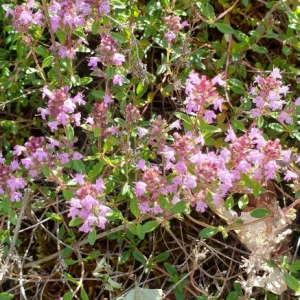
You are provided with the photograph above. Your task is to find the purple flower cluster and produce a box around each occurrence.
[163,15,189,42]
[0,154,25,202]
[249,68,299,122]
[85,96,117,137]
[68,176,110,232]
[3,1,44,34]
[134,126,296,215]
[49,0,110,32]
[125,104,141,123]
[38,86,85,131]
[185,72,225,123]
[135,167,165,214]
[88,34,125,71]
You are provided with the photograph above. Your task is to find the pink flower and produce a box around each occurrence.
[212,74,225,86]
[284,170,297,181]
[113,74,124,86]
[112,53,125,66]
[174,161,187,174]
[10,160,20,171]
[137,127,148,138]
[58,153,69,164]
[271,68,281,79]
[224,127,236,143]
[32,148,48,162]
[253,96,264,108]
[139,203,151,214]
[48,121,59,132]
[172,195,180,204]
[281,149,291,163]
[183,175,197,189]
[196,200,207,212]
[170,120,181,130]
[95,178,105,193]
[104,94,113,104]
[161,146,175,162]
[180,21,189,29]
[99,1,110,14]
[21,157,34,169]
[165,30,176,42]
[75,174,85,185]
[73,152,83,160]
[264,161,279,180]
[136,160,146,171]
[73,92,86,105]
[278,112,292,124]
[88,57,100,70]
[135,181,147,196]
[13,145,26,156]
[203,110,216,124]
[213,97,223,111]
[237,160,251,173]
[250,108,261,118]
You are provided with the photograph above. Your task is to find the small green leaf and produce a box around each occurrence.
[80,287,90,300]
[80,77,93,85]
[88,229,97,245]
[66,124,74,141]
[242,0,249,7]
[92,20,100,34]
[282,45,290,57]
[63,272,78,284]
[132,251,147,265]
[172,201,188,214]
[225,195,234,211]
[228,78,245,94]
[42,165,51,177]
[284,274,300,292]
[156,64,167,75]
[164,262,177,275]
[130,197,141,218]
[91,90,105,99]
[233,282,243,295]
[250,208,270,218]
[154,252,170,263]
[199,227,220,239]
[289,260,300,272]
[269,123,284,133]
[72,160,85,173]
[63,190,74,201]
[214,23,235,34]
[201,3,215,20]
[226,291,238,300]
[74,28,86,40]
[111,0,126,9]
[136,83,148,98]
[161,0,170,9]
[46,212,62,221]
[121,182,130,196]
[232,119,245,131]
[63,292,73,300]
[238,195,249,210]
[174,112,193,125]
[257,116,264,128]
[69,217,83,227]
[0,293,14,300]
[110,32,127,43]
[42,56,54,68]
[252,44,268,54]
[142,220,160,233]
